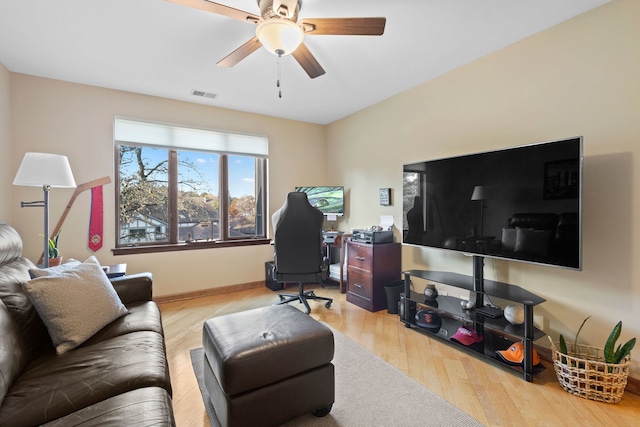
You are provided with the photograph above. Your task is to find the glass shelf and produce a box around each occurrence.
[412,292,546,341]
[406,270,546,305]
[407,316,546,376]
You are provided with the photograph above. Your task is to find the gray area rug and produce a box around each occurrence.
[190,327,485,427]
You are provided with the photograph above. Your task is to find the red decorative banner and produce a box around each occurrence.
[89,186,103,252]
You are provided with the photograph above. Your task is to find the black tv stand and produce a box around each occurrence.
[401,256,546,382]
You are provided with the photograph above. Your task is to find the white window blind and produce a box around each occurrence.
[114,117,268,157]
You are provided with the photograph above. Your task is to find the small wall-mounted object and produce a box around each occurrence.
[379,188,391,206]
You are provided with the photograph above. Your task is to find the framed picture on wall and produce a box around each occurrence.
[543,159,578,200]
[379,188,391,206]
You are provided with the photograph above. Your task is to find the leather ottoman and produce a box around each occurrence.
[202,305,334,427]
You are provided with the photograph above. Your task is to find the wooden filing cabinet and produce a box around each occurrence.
[346,240,401,312]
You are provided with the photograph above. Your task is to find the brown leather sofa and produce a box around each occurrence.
[0,224,175,426]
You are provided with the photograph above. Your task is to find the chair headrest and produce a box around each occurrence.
[285,191,312,209]
[274,192,322,228]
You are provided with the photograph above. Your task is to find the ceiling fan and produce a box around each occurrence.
[167,0,386,78]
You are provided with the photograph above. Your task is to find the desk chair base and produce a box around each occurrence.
[276,283,333,314]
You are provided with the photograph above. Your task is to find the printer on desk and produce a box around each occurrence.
[322,231,341,244]
[351,229,393,244]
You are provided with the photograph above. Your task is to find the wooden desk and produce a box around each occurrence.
[324,233,351,293]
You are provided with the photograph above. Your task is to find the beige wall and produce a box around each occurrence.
[8,75,326,297]
[0,62,10,222]
[326,0,640,378]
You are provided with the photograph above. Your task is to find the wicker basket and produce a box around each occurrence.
[550,341,631,403]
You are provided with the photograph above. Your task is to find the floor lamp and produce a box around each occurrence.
[13,152,76,268]
[471,185,490,237]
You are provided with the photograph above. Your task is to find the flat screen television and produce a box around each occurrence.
[295,186,345,216]
[402,137,582,270]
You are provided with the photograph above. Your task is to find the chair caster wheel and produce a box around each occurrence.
[325,302,332,309]
[278,295,285,301]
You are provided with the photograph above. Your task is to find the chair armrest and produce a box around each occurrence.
[109,272,153,304]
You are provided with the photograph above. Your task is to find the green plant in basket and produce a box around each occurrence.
[558,316,590,365]
[604,321,636,364]
[553,317,635,403]
[557,316,635,367]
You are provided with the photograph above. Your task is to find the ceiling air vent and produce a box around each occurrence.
[191,90,217,100]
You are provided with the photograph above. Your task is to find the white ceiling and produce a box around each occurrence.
[0,0,609,125]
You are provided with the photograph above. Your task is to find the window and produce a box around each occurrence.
[114,118,268,252]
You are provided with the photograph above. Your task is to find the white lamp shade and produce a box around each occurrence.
[471,185,490,201]
[13,152,76,188]
[256,19,304,55]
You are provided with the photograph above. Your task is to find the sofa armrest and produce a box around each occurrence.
[109,273,153,305]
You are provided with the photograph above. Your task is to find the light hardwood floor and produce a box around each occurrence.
[159,285,640,427]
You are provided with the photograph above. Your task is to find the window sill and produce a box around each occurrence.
[111,238,271,256]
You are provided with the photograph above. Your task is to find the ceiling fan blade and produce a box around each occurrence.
[300,17,386,36]
[166,0,260,22]
[292,43,326,79]
[217,37,262,67]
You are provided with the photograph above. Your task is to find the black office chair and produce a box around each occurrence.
[272,192,333,314]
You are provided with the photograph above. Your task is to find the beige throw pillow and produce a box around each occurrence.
[28,258,82,278]
[514,227,551,257]
[23,256,129,354]
[501,228,517,251]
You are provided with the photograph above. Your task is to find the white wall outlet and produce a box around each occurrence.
[533,314,546,331]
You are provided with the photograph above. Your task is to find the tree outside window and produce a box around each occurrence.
[117,145,266,246]
[114,118,268,250]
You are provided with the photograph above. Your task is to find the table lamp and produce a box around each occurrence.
[13,152,76,267]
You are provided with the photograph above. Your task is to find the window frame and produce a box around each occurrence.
[112,119,269,255]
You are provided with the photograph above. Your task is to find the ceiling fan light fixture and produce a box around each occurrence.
[256,19,304,56]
